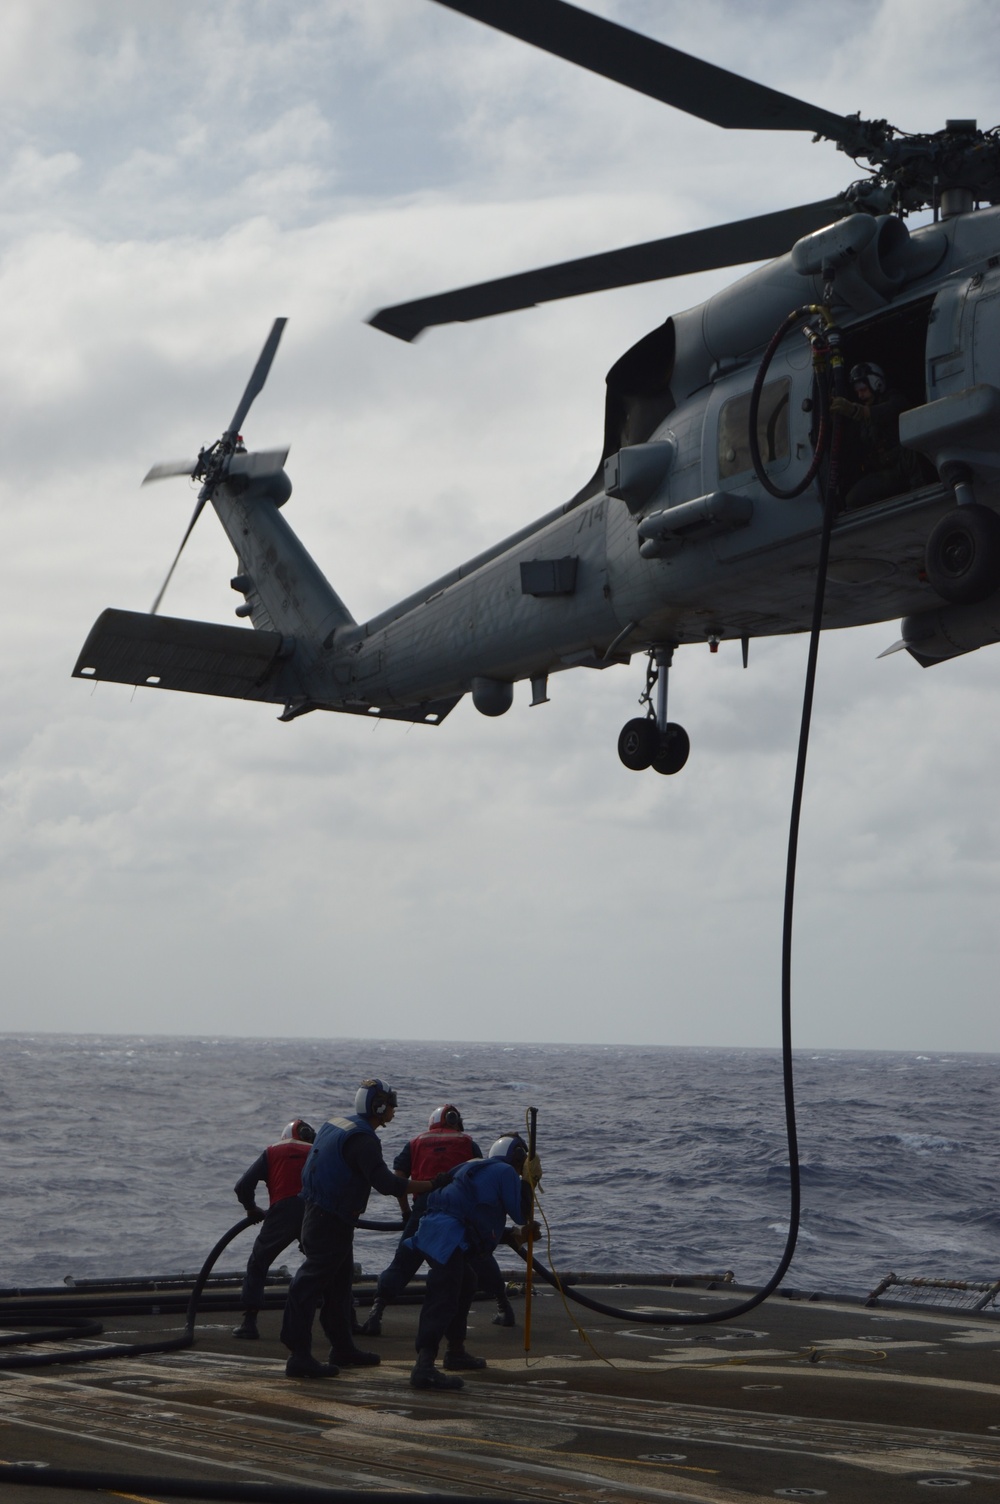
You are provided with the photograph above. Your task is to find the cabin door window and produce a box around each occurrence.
[717,379,790,482]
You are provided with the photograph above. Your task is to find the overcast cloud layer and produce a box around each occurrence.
[2,0,999,1050]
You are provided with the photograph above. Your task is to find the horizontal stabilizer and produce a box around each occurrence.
[73,610,463,724]
[72,609,292,702]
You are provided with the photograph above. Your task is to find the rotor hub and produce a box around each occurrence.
[838,118,1000,215]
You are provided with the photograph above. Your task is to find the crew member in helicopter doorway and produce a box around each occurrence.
[279,1079,432,1380]
[232,1118,316,1340]
[831,361,922,509]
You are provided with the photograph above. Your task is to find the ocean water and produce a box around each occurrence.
[3,1035,998,1298]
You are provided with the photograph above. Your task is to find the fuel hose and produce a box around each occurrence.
[0,1218,256,1368]
[749,303,835,499]
[517,318,846,1326]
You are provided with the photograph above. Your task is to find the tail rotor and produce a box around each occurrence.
[143,318,288,616]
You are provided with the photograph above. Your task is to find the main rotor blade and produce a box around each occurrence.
[150,493,209,616]
[429,0,852,140]
[225,317,287,440]
[369,196,843,342]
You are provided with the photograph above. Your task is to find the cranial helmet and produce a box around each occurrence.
[429,1104,464,1131]
[850,361,886,395]
[281,1119,316,1144]
[488,1133,528,1169]
[355,1078,398,1120]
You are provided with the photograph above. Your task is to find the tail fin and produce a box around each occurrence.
[214,480,354,645]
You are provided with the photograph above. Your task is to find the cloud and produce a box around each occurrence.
[2,0,999,1052]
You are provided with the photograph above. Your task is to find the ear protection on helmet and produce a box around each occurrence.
[281,1119,316,1144]
[849,361,886,395]
[355,1078,398,1119]
[488,1133,528,1168]
[429,1104,464,1131]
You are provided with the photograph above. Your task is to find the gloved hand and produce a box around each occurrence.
[505,1220,542,1247]
[430,1170,455,1192]
[244,1205,266,1224]
[830,396,865,421]
[523,1154,543,1190]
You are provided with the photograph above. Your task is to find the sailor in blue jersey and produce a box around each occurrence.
[279,1079,432,1381]
[407,1133,539,1391]
[364,1103,515,1335]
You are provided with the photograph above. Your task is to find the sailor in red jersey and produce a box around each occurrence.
[364,1105,515,1335]
[409,1106,478,1180]
[231,1119,315,1340]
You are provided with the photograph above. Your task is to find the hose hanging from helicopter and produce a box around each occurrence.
[515,309,848,1327]
[749,303,838,499]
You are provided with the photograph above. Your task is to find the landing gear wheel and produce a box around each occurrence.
[651,724,690,776]
[618,717,656,771]
[925,504,1000,604]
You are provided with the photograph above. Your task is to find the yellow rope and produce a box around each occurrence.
[517,1109,615,1369]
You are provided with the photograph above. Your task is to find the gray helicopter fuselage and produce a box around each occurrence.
[213,205,1000,716]
[75,205,1000,728]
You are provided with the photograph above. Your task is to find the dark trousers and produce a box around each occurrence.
[414,1248,477,1357]
[471,1252,506,1301]
[377,1200,505,1306]
[241,1197,304,1309]
[844,461,914,511]
[376,1202,425,1301]
[279,1202,355,1358]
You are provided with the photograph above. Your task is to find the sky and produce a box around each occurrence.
[2,0,999,1051]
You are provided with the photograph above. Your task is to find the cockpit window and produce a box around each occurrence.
[718,379,790,480]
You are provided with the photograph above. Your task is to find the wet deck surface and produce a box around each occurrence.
[3,1282,1000,1501]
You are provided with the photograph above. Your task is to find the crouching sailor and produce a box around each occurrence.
[280,1079,431,1380]
[366,1102,515,1334]
[407,1133,540,1391]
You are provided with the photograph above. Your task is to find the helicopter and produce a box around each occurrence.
[73,0,1000,775]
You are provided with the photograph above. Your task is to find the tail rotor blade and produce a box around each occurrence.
[225,317,287,440]
[142,459,200,485]
[144,318,289,614]
[150,493,209,616]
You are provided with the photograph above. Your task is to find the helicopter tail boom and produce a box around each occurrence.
[210,477,355,644]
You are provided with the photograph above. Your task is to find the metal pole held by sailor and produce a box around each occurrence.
[525,1105,538,1353]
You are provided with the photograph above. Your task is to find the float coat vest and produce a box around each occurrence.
[302,1114,377,1222]
[263,1139,311,1206]
[409,1128,475,1181]
[407,1158,524,1267]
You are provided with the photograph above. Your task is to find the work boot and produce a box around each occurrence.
[328,1346,381,1367]
[443,1344,487,1372]
[410,1349,463,1391]
[492,1295,515,1327]
[232,1314,259,1340]
[363,1297,386,1337]
[285,1352,340,1379]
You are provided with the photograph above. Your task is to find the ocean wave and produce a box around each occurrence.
[886,1132,959,1152]
[3,1037,999,1295]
